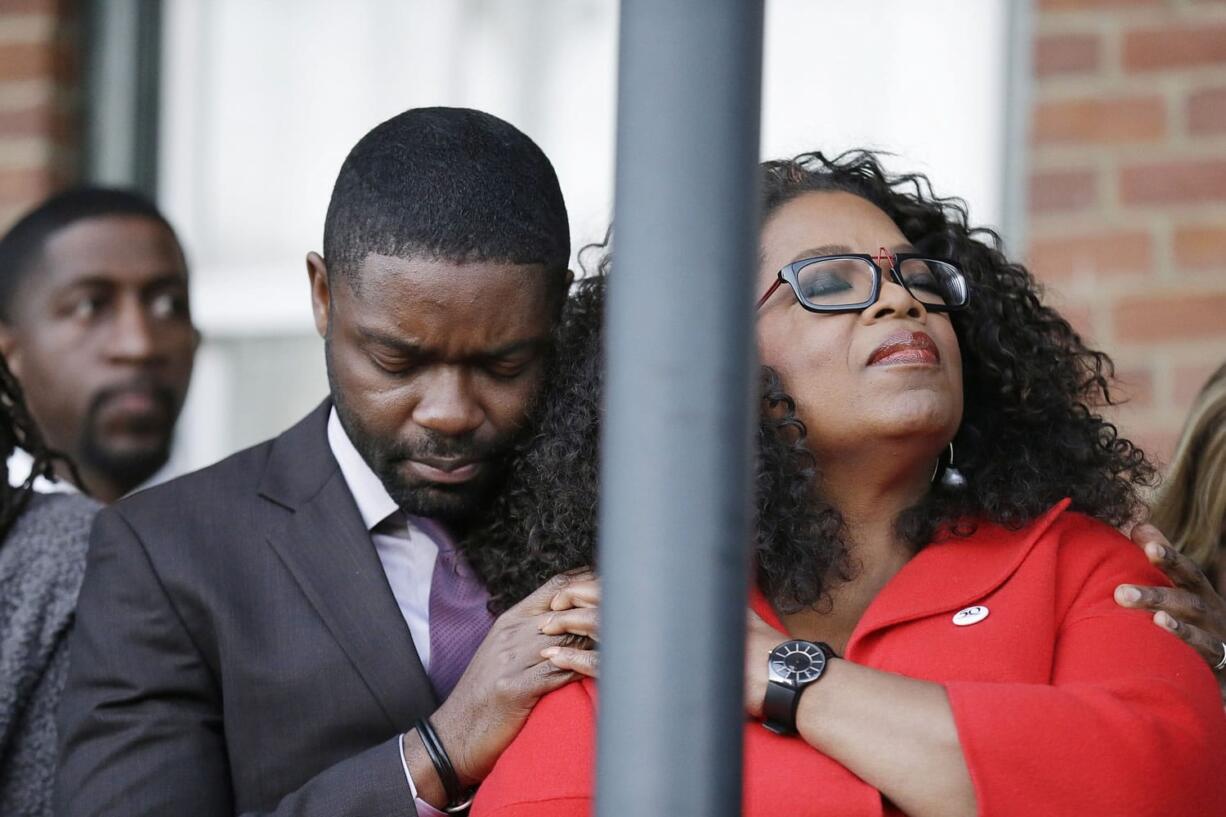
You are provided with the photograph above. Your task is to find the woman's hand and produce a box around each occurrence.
[1115,525,1226,700]
[744,609,782,719]
[539,575,601,678]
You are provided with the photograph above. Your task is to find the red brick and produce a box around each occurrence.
[1041,0,1160,9]
[1174,362,1226,407]
[1120,160,1226,206]
[1029,169,1098,213]
[1035,33,1101,78]
[0,166,52,207]
[0,0,63,14]
[1188,87,1226,135]
[0,42,54,82]
[1112,366,1156,409]
[1135,428,1181,468]
[1029,230,1154,281]
[0,104,54,140]
[1173,225,1226,270]
[1053,300,1095,341]
[1113,291,1226,342]
[1032,96,1165,145]
[1124,24,1226,72]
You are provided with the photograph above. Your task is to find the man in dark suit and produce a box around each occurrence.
[56,107,595,816]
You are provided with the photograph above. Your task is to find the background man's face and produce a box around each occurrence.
[310,253,558,523]
[0,214,197,501]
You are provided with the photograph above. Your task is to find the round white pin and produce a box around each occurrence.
[952,605,989,626]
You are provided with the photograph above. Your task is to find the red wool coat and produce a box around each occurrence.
[472,501,1226,817]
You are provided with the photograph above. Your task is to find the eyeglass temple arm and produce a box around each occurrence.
[756,277,784,310]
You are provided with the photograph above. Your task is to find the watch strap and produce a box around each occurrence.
[761,641,836,736]
[762,677,801,735]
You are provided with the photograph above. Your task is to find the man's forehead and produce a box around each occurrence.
[36,215,186,286]
[342,254,556,352]
[351,254,553,313]
[356,252,550,289]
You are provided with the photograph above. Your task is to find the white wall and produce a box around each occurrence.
[158,0,1011,474]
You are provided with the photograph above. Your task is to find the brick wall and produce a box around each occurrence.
[0,0,1218,464]
[0,0,80,232]
[1029,0,1226,465]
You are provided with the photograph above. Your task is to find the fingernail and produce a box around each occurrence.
[1157,612,1178,631]
[541,647,560,659]
[1118,586,1141,604]
[1146,543,1165,561]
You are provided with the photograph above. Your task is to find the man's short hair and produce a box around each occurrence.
[0,187,177,322]
[322,107,571,288]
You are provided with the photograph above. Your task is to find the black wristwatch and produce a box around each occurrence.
[762,639,836,735]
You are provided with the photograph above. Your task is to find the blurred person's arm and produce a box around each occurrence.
[1116,523,1226,702]
[55,507,427,817]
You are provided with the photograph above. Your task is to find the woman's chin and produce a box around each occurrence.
[874,392,961,440]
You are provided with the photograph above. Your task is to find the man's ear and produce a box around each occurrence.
[550,268,577,317]
[0,322,22,380]
[306,252,331,340]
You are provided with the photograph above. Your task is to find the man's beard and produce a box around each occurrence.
[78,381,179,492]
[331,386,527,526]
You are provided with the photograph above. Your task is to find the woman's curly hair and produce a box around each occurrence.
[464,150,1155,615]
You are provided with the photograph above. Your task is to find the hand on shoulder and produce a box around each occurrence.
[1115,524,1226,701]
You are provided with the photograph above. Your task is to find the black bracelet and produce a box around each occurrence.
[414,717,471,813]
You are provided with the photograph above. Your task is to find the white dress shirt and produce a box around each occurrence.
[326,409,448,814]
[5,449,74,494]
[326,409,440,671]
[6,448,177,496]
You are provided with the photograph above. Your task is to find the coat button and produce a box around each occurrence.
[952,605,989,626]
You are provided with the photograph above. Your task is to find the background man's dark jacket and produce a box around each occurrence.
[1,492,98,817]
[57,401,438,816]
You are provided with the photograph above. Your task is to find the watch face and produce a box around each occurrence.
[770,640,827,684]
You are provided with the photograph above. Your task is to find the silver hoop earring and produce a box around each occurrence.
[932,442,968,491]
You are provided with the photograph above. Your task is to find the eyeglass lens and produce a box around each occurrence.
[794,257,966,308]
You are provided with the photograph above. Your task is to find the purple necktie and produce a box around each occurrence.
[413,516,495,702]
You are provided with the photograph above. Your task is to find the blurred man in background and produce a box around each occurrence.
[0,189,198,502]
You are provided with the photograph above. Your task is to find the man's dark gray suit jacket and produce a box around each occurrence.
[56,401,439,816]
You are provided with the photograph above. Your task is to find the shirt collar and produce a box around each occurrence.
[327,408,400,532]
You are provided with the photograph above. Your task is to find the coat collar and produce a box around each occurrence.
[752,499,1073,650]
[847,499,1071,649]
[259,399,437,726]
[256,399,336,510]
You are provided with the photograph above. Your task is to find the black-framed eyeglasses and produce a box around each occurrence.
[756,247,970,314]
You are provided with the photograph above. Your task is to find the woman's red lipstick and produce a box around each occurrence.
[868,331,940,366]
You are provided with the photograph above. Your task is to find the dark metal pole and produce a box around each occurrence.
[596,2,764,816]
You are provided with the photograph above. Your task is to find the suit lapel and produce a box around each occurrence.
[260,401,437,729]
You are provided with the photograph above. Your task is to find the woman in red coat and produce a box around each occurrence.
[459,151,1226,816]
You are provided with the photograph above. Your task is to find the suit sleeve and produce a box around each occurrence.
[943,524,1226,817]
[55,507,420,817]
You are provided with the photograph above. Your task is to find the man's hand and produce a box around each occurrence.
[1115,524,1226,699]
[411,569,598,804]
[539,576,600,677]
